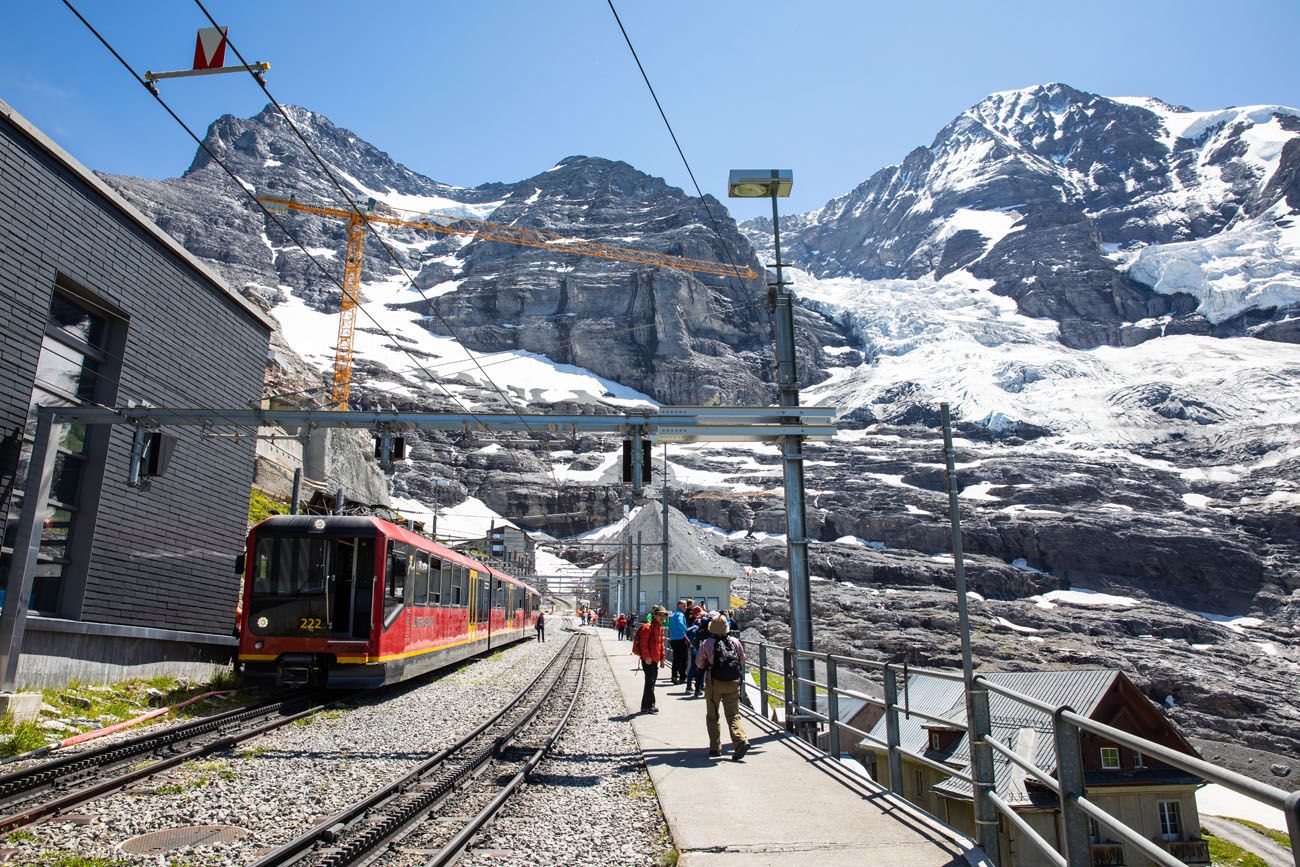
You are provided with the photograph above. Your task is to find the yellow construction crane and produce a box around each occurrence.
[259,195,758,408]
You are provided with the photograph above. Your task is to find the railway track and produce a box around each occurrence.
[0,688,346,833]
[253,630,591,867]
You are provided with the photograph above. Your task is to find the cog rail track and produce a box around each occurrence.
[0,689,345,833]
[253,631,590,867]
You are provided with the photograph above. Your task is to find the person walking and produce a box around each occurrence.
[695,614,749,760]
[685,608,708,696]
[632,605,667,713]
[616,612,628,640]
[534,610,546,642]
[668,600,689,684]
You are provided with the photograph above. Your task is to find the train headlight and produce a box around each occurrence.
[256,616,269,628]
[254,641,264,650]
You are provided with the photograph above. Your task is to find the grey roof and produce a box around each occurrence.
[860,669,1119,807]
[607,504,740,580]
[0,98,274,331]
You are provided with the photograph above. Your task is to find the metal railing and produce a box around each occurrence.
[737,640,1300,867]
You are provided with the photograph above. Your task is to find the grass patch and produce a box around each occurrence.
[750,668,785,695]
[36,671,254,738]
[1225,818,1291,848]
[26,852,129,867]
[6,830,37,843]
[293,708,347,728]
[627,777,655,799]
[248,489,289,525]
[0,711,49,758]
[1206,831,1271,867]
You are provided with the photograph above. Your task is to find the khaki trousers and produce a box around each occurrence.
[705,678,748,750]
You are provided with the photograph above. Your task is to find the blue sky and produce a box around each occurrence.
[3,1,1297,217]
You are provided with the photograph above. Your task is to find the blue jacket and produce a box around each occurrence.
[668,610,688,640]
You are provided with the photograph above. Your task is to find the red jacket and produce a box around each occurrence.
[634,620,665,663]
[616,615,627,628]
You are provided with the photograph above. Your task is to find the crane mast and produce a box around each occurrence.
[260,195,756,408]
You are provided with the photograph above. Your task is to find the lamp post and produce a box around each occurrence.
[727,169,816,739]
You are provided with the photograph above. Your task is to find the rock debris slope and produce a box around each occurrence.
[99,85,1300,769]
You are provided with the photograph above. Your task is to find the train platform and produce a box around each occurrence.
[596,626,984,867]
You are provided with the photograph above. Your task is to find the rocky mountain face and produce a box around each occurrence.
[99,89,1300,770]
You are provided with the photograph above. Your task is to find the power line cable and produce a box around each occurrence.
[59,0,519,455]
[192,0,572,502]
[604,0,768,321]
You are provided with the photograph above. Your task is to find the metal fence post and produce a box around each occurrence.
[759,643,770,718]
[1054,708,1092,867]
[883,664,904,795]
[827,654,841,758]
[1284,789,1300,867]
[969,685,1002,865]
[783,647,795,733]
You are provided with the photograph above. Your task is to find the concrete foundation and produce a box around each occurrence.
[0,692,42,723]
[13,617,236,689]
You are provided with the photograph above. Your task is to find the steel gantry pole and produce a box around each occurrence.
[0,409,61,691]
[768,187,816,740]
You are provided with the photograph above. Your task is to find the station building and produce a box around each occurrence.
[0,99,274,686]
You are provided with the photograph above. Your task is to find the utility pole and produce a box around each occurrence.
[941,402,1000,863]
[768,184,816,739]
[661,443,670,610]
[635,531,643,618]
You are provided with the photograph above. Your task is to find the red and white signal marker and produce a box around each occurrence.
[192,26,229,71]
[145,26,269,92]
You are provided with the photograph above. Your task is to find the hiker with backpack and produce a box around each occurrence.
[695,613,750,760]
[632,605,668,714]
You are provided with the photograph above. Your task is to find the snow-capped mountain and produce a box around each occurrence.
[752,82,1300,348]
[105,104,810,411]
[736,83,1300,455]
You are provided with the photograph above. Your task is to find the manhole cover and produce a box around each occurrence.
[120,825,248,855]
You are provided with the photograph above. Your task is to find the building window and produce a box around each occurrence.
[1158,801,1182,840]
[2,290,118,613]
[914,769,926,799]
[1133,750,1146,768]
[929,731,942,751]
[1100,747,1121,769]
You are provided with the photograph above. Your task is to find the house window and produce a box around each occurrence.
[929,731,943,751]
[1100,747,1121,769]
[914,769,926,799]
[1133,750,1146,768]
[2,290,119,613]
[1158,801,1182,840]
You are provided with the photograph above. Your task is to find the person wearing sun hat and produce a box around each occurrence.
[695,612,749,759]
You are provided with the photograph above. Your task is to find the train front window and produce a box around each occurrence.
[248,535,373,639]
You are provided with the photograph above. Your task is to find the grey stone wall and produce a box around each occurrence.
[0,115,270,639]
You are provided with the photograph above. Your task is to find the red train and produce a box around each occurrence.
[237,515,541,688]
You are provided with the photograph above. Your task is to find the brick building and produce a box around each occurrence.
[0,99,274,685]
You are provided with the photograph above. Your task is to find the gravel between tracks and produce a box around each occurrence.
[2,635,572,865]
[454,633,669,867]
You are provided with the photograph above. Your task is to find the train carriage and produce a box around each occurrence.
[237,515,539,688]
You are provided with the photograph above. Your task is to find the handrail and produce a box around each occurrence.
[739,639,1300,867]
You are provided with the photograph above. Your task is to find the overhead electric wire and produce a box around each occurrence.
[604,0,770,321]
[58,0,524,468]
[192,0,573,501]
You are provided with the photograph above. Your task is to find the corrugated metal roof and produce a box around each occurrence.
[859,669,1120,806]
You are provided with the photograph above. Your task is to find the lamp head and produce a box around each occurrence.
[728,169,793,198]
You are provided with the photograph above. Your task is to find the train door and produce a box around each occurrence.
[467,568,479,636]
[332,537,374,639]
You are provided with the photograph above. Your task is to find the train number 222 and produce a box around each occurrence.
[298,618,323,631]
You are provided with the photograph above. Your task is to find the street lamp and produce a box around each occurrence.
[728,169,816,740]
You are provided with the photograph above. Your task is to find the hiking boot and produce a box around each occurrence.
[731,742,750,761]
[709,748,721,757]
[644,706,659,714]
